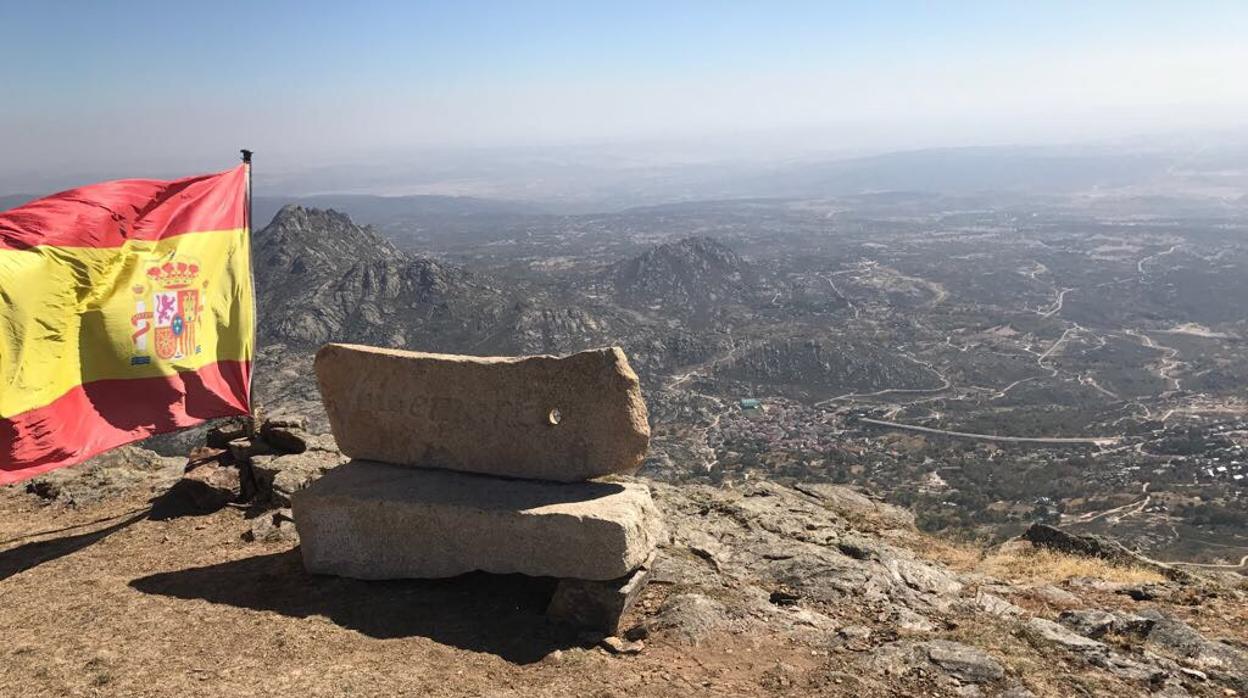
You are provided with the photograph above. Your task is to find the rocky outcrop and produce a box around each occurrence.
[20,417,1247,696]
[870,639,1005,684]
[1023,523,1195,583]
[24,446,184,506]
[613,236,757,319]
[636,478,1247,695]
[253,205,510,350]
[715,336,947,399]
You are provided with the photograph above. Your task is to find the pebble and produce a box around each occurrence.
[600,636,645,655]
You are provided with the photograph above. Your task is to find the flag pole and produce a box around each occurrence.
[239,149,257,427]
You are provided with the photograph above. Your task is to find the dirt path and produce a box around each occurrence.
[1036,327,1076,370]
[1125,330,1184,393]
[1137,244,1180,275]
[1064,484,1152,525]
[665,341,746,392]
[1038,287,1075,318]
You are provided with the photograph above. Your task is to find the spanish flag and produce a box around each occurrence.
[0,165,254,484]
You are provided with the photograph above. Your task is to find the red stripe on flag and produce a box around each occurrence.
[0,360,251,485]
[0,165,246,251]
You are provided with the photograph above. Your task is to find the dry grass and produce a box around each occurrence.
[976,548,1167,585]
[919,534,1167,586]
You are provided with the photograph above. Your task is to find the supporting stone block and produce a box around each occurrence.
[293,459,663,580]
[546,554,656,635]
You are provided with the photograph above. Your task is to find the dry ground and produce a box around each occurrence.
[0,486,838,698]
[3,481,1246,697]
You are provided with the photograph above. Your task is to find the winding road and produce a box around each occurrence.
[1171,554,1248,571]
[857,417,1119,446]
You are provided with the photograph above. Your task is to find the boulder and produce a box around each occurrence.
[314,344,650,482]
[151,460,241,518]
[292,459,664,580]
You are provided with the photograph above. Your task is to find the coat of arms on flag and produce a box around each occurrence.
[132,257,206,364]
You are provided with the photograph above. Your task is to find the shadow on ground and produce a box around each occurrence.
[0,510,148,582]
[130,549,583,664]
[1,473,239,582]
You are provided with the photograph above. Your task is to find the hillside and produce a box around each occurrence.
[6,198,1248,696]
[613,236,757,322]
[254,205,510,349]
[214,201,1248,568]
[2,433,1245,697]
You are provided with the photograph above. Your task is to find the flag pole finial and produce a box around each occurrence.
[240,149,253,164]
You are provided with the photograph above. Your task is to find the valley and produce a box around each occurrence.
[238,192,1248,568]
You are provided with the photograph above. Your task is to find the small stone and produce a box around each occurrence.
[263,416,307,431]
[242,510,300,544]
[600,636,644,655]
[1020,584,1082,609]
[1179,667,1207,681]
[924,640,1005,683]
[973,592,1025,618]
[839,625,873,643]
[1023,618,1108,655]
[892,607,936,633]
[547,555,654,634]
[1058,609,1118,639]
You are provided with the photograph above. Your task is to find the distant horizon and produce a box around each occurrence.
[4,0,1248,192]
[4,125,1248,208]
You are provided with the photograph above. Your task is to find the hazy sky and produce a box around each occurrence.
[3,1,1248,182]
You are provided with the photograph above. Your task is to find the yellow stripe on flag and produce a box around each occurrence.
[0,229,253,419]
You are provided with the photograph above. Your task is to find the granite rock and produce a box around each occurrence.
[313,343,650,482]
[293,459,663,580]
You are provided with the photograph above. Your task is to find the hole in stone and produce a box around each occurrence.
[548,408,562,426]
